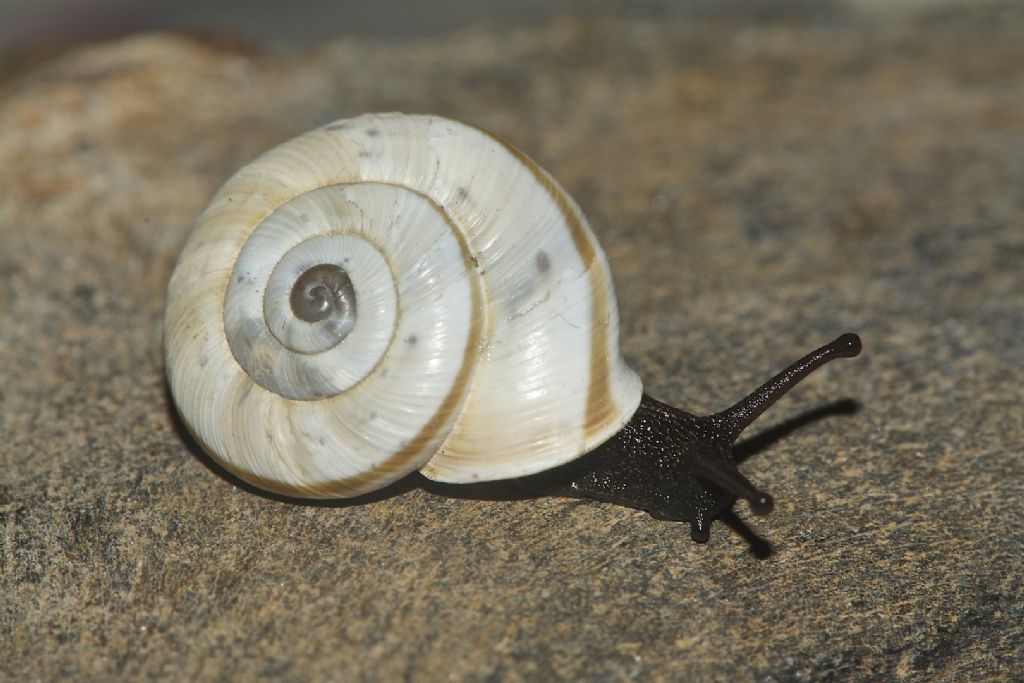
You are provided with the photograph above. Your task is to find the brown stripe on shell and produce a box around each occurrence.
[347,188,485,490]
[470,123,617,439]
[214,177,485,497]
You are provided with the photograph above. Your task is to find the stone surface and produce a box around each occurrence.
[1,3,1022,680]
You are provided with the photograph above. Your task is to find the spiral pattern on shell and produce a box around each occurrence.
[165,114,642,497]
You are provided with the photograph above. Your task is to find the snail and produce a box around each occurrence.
[165,113,862,543]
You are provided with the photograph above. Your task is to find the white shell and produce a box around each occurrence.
[165,113,643,498]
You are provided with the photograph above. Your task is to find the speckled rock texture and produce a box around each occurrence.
[1,3,1022,680]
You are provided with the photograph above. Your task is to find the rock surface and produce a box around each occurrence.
[1,3,1022,680]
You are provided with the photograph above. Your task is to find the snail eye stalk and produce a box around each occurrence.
[715,333,863,442]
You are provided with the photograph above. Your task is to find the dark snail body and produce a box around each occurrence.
[522,334,862,542]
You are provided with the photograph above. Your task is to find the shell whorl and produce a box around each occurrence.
[165,113,642,497]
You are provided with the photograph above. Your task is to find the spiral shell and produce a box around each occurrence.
[165,113,642,497]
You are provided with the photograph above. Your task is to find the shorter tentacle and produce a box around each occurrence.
[690,513,711,543]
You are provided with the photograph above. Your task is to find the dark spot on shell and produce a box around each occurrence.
[240,318,265,353]
[366,128,380,137]
[369,412,377,420]
[358,150,372,159]
[470,255,479,268]
[406,334,417,345]
[456,187,469,200]
[236,275,244,284]
[380,368,388,377]
[536,251,551,273]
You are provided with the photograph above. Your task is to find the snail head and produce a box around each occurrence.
[527,334,863,544]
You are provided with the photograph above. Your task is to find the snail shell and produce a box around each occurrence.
[165,113,642,498]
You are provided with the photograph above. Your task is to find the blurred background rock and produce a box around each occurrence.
[0,0,959,52]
